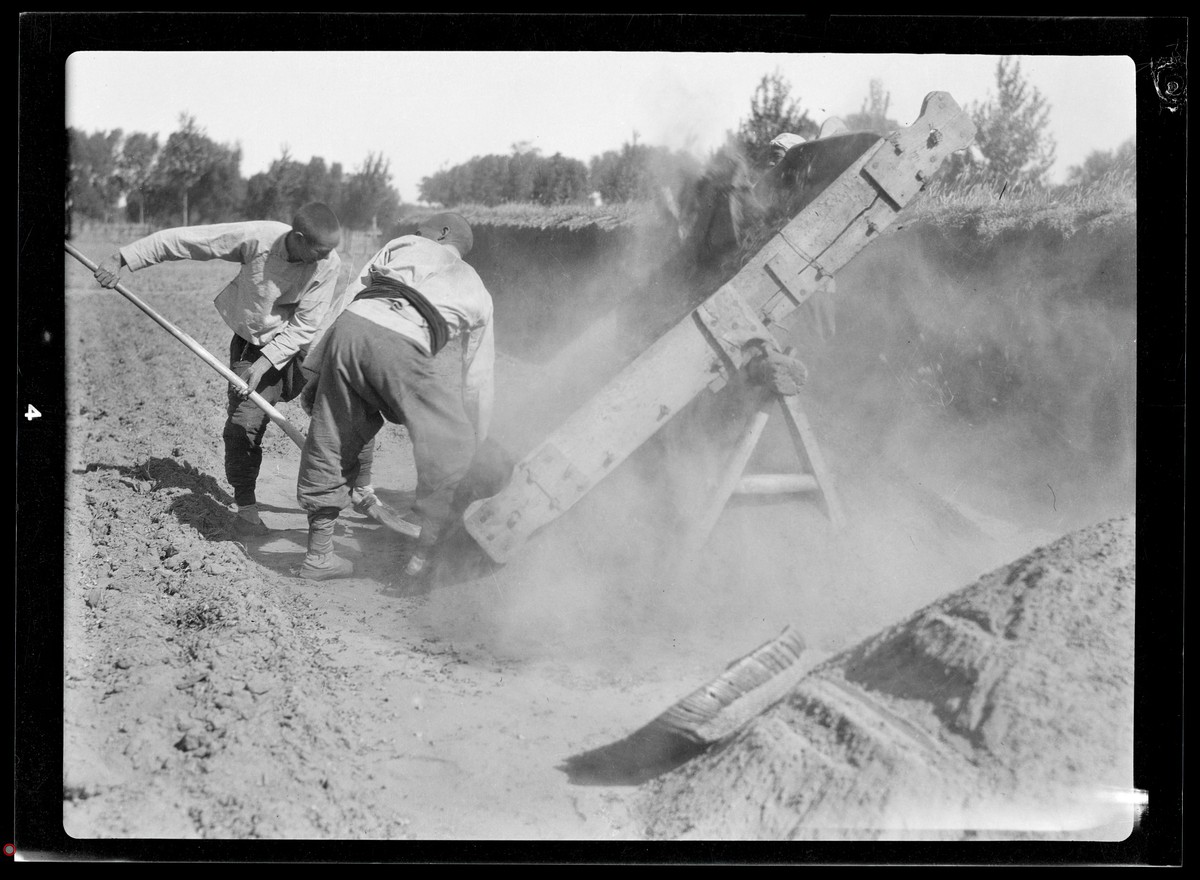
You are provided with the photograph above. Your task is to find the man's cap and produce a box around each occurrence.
[769,133,808,153]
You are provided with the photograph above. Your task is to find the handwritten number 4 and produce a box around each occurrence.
[25,404,41,421]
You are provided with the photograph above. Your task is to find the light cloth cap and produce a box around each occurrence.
[769,133,808,152]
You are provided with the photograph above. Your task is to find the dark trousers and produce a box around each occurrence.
[223,334,307,508]
[297,311,476,549]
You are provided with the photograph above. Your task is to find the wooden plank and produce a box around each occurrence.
[463,320,728,562]
[862,91,979,208]
[734,473,820,495]
[677,395,774,564]
[464,92,974,562]
[762,251,814,309]
[649,626,808,744]
[694,283,777,375]
[777,394,846,528]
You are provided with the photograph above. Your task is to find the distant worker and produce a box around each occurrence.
[93,204,344,537]
[766,118,848,168]
[295,213,494,584]
[767,132,808,166]
[675,146,760,269]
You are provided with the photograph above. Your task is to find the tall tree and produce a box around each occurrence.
[1066,137,1136,188]
[844,79,901,134]
[115,131,159,225]
[67,127,124,223]
[244,148,308,221]
[969,56,1057,187]
[245,150,343,220]
[734,71,819,171]
[419,146,593,207]
[156,114,217,225]
[301,156,343,209]
[507,144,540,204]
[339,152,402,230]
[532,153,590,205]
[590,141,648,203]
[188,142,245,223]
[588,140,699,204]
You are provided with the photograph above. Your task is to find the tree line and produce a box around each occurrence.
[67,113,404,232]
[68,59,1134,232]
[416,137,705,207]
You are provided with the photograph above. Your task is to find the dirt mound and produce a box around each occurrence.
[636,515,1135,841]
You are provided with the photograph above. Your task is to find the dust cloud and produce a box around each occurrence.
[420,214,728,666]
[824,223,1136,539]
[428,201,1135,673]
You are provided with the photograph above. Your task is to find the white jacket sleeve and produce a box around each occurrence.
[258,252,342,369]
[461,313,495,442]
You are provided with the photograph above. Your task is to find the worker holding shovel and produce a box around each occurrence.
[294,212,494,584]
[92,203,344,537]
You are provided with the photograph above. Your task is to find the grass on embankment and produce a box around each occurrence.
[392,161,1136,242]
[897,168,1137,241]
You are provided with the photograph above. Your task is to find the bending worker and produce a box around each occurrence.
[295,212,494,583]
[93,204,344,537]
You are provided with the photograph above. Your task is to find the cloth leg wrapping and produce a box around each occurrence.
[224,334,308,507]
[306,507,340,556]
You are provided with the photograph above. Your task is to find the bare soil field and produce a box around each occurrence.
[57,218,1136,848]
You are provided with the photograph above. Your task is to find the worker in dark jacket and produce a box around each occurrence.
[295,213,494,582]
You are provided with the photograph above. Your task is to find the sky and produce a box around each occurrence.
[65,51,1137,204]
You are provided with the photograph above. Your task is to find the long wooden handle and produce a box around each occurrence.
[64,241,308,450]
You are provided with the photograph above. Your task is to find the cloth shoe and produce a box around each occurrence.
[298,552,354,581]
[230,504,270,537]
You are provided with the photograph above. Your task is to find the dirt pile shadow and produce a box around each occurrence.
[561,727,708,787]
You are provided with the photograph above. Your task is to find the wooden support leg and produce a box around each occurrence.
[673,388,844,581]
[777,393,846,529]
[734,473,819,495]
[673,390,774,573]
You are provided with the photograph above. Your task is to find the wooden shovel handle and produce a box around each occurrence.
[64,241,308,450]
